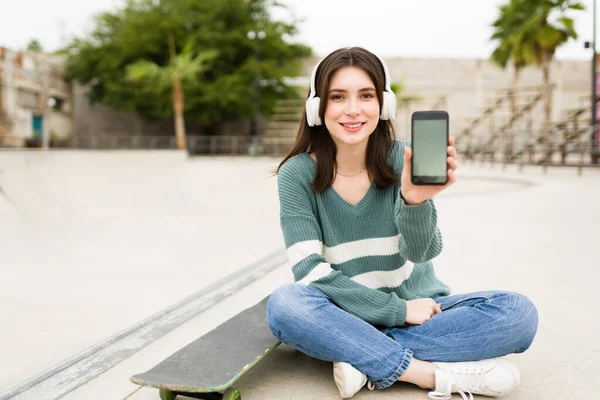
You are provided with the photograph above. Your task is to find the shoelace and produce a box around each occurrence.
[367,381,375,391]
[427,366,486,400]
[428,384,473,400]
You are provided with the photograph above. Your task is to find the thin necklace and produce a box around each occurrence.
[336,168,366,177]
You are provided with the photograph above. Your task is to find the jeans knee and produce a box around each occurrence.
[267,283,308,340]
[508,292,539,352]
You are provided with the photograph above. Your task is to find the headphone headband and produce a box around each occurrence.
[307,57,323,101]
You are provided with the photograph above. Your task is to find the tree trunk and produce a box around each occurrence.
[542,52,552,133]
[506,65,521,161]
[0,79,5,137]
[509,66,520,128]
[172,77,186,150]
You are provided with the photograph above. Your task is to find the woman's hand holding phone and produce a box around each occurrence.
[400,136,459,206]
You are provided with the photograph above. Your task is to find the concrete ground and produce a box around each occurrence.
[1,150,598,399]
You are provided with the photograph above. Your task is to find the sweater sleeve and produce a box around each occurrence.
[394,141,443,263]
[278,160,407,327]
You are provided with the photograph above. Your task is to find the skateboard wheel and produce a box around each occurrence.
[223,388,241,400]
[159,388,177,400]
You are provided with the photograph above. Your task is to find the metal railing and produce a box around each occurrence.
[0,134,299,157]
[186,135,296,157]
[456,126,600,175]
[2,129,599,173]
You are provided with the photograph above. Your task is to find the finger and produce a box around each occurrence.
[447,157,459,170]
[449,136,456,146]
[447,169,457,185]
[430,300,437,315]
[447,146,457,159]
[441,169,457,189]
[446,157,459,170]
[435,304,442,314]
[403,146,412,175]
[427,302,434,314]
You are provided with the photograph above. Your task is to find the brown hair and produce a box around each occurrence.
[275,47,398,193]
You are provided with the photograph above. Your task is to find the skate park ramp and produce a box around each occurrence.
[1,149,598,399]
[0,149,286,392]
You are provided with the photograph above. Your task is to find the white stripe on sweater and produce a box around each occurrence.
[287,235,401,267]
[323,235,400,265]
[287,236,407,287]
[287,241,333,284]
[298,263,334,285]
[287,240,322,265]
[351,263,415,289]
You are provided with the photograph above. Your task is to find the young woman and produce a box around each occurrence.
[268,47,538,400]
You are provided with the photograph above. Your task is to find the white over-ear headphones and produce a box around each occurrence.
[305,49,396,127]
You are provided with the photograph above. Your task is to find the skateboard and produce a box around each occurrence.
[130,296,281,400]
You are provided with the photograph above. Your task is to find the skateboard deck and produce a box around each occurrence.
[130,296,281,400]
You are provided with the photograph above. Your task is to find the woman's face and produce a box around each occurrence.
[324,66,380,149]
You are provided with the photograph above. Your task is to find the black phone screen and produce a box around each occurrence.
[411,111,449,185]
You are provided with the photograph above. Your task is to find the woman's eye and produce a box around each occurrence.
[330,94,343,100]
[362,93,375,99]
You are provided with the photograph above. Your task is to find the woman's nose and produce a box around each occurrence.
[345,98,361,116]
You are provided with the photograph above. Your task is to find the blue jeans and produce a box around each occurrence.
[266,283,538,390]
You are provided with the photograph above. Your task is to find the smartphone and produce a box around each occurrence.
[411,111,449,185]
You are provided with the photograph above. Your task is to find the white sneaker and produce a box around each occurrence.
[428,357,520,400]
[333,362,375,398]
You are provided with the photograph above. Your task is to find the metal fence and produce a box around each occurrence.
[1,128,599,172]
[186,135,296,157]
[456,126,600,175]
[0,134,299,157]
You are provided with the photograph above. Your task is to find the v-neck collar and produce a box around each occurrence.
[302,153,375,215]
[327,180,375,214]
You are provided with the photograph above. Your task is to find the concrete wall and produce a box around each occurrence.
[13,109,32,139]
[71,84,262,138]
[72,84,171,137]
[46,110,72,140]
[391,58,590,139]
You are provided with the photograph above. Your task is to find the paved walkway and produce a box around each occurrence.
[1,150,598,399]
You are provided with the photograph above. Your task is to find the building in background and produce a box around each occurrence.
[0,47,73,147]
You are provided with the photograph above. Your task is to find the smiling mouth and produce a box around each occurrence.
[340,122,365,129]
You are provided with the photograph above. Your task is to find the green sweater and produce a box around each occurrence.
[277,140,450,328]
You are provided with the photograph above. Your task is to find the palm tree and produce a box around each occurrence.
[490,0,532,160]
[127,34,218,150]
[514,0,584,128]
[490,0,529,129]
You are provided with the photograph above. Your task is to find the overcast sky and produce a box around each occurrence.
[0,0,597,60]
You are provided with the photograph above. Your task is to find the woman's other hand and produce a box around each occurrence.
[405,298,442,325]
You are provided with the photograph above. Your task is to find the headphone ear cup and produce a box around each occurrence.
[380,92,390,120]
[314,97,322,126]
[305,98,315,127]
[386,91,396,120]
[305,96,322,126]
[380,91,396,121]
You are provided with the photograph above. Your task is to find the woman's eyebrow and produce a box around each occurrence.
[328,87,376,93]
